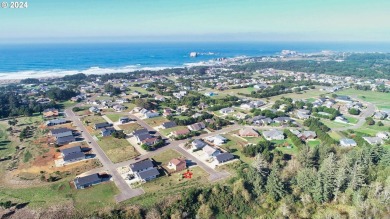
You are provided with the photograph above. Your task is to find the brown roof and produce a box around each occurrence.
[170,158,186,166]
[173,129,190,136]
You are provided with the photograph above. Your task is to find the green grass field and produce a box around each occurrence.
[336,88,390,110]
[127,166,209,208]
[356,122,390,136]
[98,136,139,163]
[268,88,329,102]
[159,126,188,136]
[0,179,118,210]
[105,113,122,122]
[144,116,169,127]
[118,123,144,134]
[221,134,253,164]
[345,116,359,124]
[0,124,16,159]
[151,149,183,165]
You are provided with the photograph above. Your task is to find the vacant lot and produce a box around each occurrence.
[0,179,118,211]
[159,126,188,136]
[98,136,139,163]
[144,116,169,127]
[336,88,390,110]
[127,166,209,208]
[220,134,253,164]
[152,149,183,166]
[118,123,144,134]
[105,113,122,122]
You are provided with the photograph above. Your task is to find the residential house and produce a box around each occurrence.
[172,128,190,137]
[101,127,116,137]
[168,158,187,171]
[141,137,159,146]
[340,138,357,147]
[89,106,100,113]
[119,117,131,124]
[207,135,227,145]
[234,112,248,120]
[163,108,173,117]
[56,135,76,146]
[187,122,206,131]
[239,128,259,137]
[377,132,390,140]
[363,137,384,145]
[373,111,388,120]
[215,153,234,164]
[130,159,160,182]
[155,95,165,101]
[74,173,102,189]
[297,131,317,141]
[219,107,234,114]
[202,145,221,158]
[113,104,126,112]
[335,116,348,124]
[43,108,59,118]
[273,117,292,124]
[161,121,177,129]
[132,128,149,136]
[252,116,272,126]
[335,95,352,103]
[61,146,85,164]
[136,168,160,182]
[191,139,207,150]
[50,128,73,137]
[93,122,112,130]
[135,133,153,143]
[46,118,68,126]
[262,129,285,140]
[144,111,160,119]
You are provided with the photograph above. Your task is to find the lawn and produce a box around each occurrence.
[321,119,353,129]
[98,136,139,163]
[328,131,344,140]
[159,126,188,136]
[127,166,209,208]
[129,86,149,94]
[273,139,300,156]
[221,134,253,164]
[58,100,78,109]
[144,116,170,127]
[356,122,390,136]
[336,88,390,110]
[105,113,122,122]
[0,179,118,211]
[345,116,358,124]
[268,88,329,102]
[173,115,190,120]
[82,115,106,125]
[118,123,144,134]
[307,140,321,147]
[0,124,16,158]
[152,149,183,166]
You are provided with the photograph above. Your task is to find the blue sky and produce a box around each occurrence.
[1,0,389,42]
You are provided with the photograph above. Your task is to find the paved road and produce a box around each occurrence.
[333,101,375,131]
[65,108,144,202]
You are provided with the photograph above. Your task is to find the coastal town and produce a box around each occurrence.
[1,52,389,214]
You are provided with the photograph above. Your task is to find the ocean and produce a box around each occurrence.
[1,42,390,79]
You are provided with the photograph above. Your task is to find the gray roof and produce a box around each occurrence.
[56,135,76,145]
[192,139,206,148]
[46,118,67,125]
[54,131,73,138]
[51,128,72,135]
[94,122,112,129]
[340,138,357,146]
[74,173,101,187]
[162,121,177,129]
[135,133,152,142]
[130,159,154,172]
[132,128,149,135]
[61,146,82,155]
[63,151,85,162]
[216,153,234,163]
[137,168,160,180]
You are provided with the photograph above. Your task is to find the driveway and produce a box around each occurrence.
[65,108,144,202]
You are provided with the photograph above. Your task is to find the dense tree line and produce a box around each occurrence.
[45,88,78,101]
[304,118,338,145]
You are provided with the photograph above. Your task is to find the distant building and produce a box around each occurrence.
[61,146,85,164]
[262,129,285,140]
[202,145,221,158]
[363,137,384,145]
[187,122,206,131]
[46,118,68,127]
[215,153,234,164]
[238,128,259,137]
[161,121,177,129]
[101,127,116,137]
[191,139,207,150]
[93,122,112,130]
[339,138,357,147]
[43,108,59,118]
[219,107,234,114]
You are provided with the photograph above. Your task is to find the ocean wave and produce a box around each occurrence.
[0,65,177,80]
